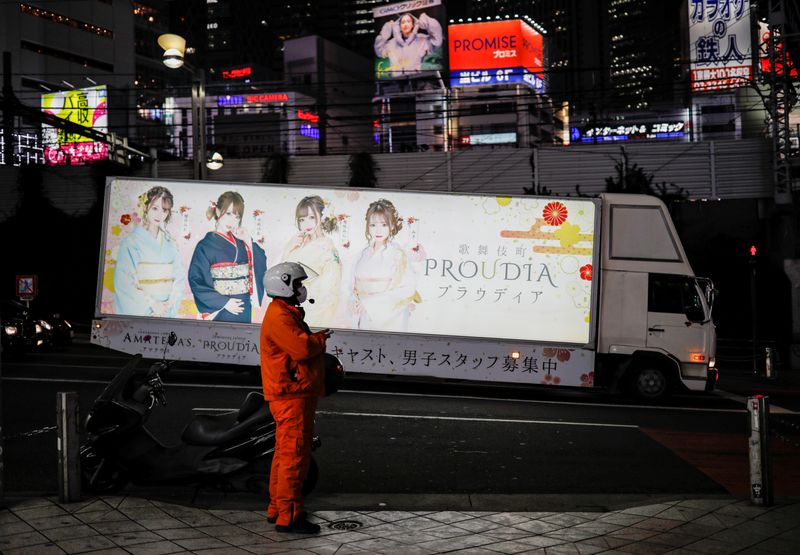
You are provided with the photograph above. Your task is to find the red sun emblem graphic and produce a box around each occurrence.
[542,201,568,226]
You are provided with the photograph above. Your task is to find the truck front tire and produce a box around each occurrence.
[632,366,668,400]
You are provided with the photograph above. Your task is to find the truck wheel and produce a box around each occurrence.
[633,366,668,400]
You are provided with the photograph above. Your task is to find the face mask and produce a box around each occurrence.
[296,285,308,304]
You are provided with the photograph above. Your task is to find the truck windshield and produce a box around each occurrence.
[695,277,716,315]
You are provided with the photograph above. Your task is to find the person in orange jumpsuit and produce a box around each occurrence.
[260,261,331,534]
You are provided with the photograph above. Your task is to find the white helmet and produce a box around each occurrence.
[263,262,318,298]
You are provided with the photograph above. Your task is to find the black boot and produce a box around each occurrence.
[275,514,320,534]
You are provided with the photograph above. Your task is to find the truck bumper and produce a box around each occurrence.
[705,368,718,393]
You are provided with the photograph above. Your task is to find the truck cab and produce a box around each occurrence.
[596,194,717,398]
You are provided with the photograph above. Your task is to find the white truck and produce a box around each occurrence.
[92,177,717,399]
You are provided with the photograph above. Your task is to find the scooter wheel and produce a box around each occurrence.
[80,448,129,494]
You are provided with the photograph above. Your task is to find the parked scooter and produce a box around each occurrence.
[80,332,340,495]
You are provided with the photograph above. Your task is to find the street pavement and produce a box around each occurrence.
[1,494,799,554]
[2,352,800,553]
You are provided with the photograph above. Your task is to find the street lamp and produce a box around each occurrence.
[158,33,207,180]
[206,150,224,171]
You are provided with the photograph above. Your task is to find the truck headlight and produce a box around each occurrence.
[4,325,17,336]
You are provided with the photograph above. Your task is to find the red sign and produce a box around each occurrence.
[16,275,37,301]
[44,142,108,165]
[759,26,798,78]
[449,20,543,73]
[691,66,752,92]
[297,109,319,123]
[223,66,253,79]
[246,93,289,103]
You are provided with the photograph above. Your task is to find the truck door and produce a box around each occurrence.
[646,274,709,362]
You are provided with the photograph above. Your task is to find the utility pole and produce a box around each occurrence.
[3,52,15,165]
[767,0,794,205]
[762,0,800,370]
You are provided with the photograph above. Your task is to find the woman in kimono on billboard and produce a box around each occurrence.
[350,199,419,332]
[114,186,185,318]
[188,191,267,322]
[281,195,342,327]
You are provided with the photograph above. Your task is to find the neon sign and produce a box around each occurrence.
[217,93,289,107]
[300,123,319,140]
[572,121,687,142]
[222,66,252,79]
[297,109,319,123]
[247,93,288,103]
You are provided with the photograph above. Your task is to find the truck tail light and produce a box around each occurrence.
[690,353,705,362]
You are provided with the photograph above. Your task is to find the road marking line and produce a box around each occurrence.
[2,376,254,389]
[715,389,797,414]
[337,389,748,414]
[316,410,639,429]
[3,377,747,413]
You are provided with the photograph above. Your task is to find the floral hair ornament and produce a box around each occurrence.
[136,192,149,219]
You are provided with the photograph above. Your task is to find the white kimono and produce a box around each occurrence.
[282,235,342,328]
[351,242,417,332]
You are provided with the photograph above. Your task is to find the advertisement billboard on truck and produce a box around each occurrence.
[97,178,598,345]
[93,179,717,398]
[449,19,545,91]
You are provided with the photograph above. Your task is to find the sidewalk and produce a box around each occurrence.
[2,494,799,554]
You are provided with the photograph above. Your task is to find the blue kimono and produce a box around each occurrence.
[188,231,267,322]
[114,226,185,318]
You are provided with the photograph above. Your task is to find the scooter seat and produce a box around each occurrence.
[182,392,271,446]
[238,391,268,421]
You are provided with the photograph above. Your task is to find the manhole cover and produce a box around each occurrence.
[328,520,362,530]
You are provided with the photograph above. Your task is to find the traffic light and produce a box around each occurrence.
[749,245,757,257]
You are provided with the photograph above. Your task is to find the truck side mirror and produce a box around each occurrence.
[684,305,705,323]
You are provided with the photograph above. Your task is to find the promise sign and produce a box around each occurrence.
[449,19,544,91]
[688,0,753,92]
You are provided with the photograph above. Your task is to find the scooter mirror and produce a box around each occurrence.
[168,332,177,346]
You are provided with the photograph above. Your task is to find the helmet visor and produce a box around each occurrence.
[295,261,320,283]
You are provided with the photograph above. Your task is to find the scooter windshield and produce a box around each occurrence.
[96,354,143,404]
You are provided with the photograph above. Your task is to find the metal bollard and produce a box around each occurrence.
[57,392,81,502]
[747,395,773,506]
[765,347,775,379]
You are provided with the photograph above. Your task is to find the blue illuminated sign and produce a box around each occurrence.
[450,67,544,92]
[300,123,319,140]
[571,122,687,143]
[218,95,243,106]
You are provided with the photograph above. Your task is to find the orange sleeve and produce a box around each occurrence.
[269,311,326,362]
